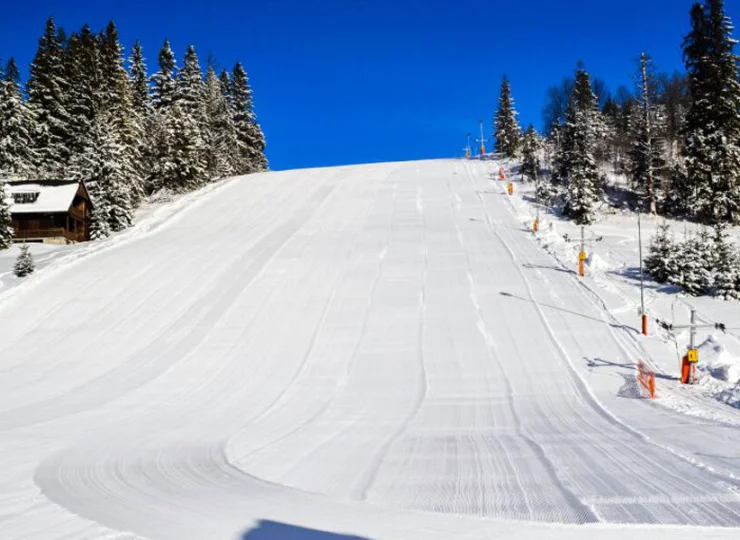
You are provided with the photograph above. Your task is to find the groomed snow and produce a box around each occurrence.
[0,160,739,540]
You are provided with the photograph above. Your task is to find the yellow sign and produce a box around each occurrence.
[687,349,699,363]
[579,251,587,261]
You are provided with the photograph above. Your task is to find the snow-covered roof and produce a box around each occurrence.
[5,182,81,214]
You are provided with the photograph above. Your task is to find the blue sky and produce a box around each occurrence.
[2,0,739,170]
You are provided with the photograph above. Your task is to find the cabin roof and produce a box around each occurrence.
[5,181,85,215]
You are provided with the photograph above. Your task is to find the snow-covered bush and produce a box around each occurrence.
[712,224,740,300]
[14,244,35,277]
[644,223,677,283]
[645,223,740,300]
[670,229,714,296]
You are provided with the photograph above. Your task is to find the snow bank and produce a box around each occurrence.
[697,335,740,384]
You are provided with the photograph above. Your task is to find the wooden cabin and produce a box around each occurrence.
[6,181,93,244]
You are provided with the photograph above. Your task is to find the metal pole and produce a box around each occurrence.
[534,166,540,232]
[690,309,696,351]
[479,120,486,156]
[637,209,647,335]
[578,225,586,277]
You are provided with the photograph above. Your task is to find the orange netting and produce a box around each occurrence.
[637,361,656,399]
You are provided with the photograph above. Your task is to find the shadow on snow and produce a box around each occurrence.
[241,520,372,540]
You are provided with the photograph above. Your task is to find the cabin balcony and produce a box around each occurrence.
[12,228,86,244]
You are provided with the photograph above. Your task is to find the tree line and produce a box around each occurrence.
[0,17,267,242]
[491,0,740,300]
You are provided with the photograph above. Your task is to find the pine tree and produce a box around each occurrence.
[27,17,72,178]
[204,66,238,179]
[712,223,740,299]
[166,101,208,192]
[665,160,693,216]
[151,39,177,111]
[683,0,740,224]
[520,124,541,181]
[129,41,149,113]
[14,244,35,277]
[231,62,267,173]
[80,115,134,237]
[173,45,208,189]
[562,65,604,225]
[129,40,156,195]
[99,21,144,202]
[0,58,37,178]
[65,24,101,165]
[494,76,521,157]
[148,40,178,192]
[672,229,714,295]
[644,223,678,283]
[219,69,233,107]
[0,180,13,249]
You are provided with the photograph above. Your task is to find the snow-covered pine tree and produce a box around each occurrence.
[27,17,73,178]
[520,124,541,181]
[562,65,604,225]
[129,41,149,113]
[658,72,689,168]
[166,101,207,192]
[664,160,692,216]
[629,53,664,214]
[128,41,157,195]
[65,24,101,166]
[683,0,740,224]
[712,223,740,300]
[540,123,564,205]
[231,62,267,173]
[172,45,208,189]
[493,76,521,157]
[151,39,177,111]
[644,223,677,283]
[548,122,565,186]
[219,69,233,106]
[80,115,134,237]
[671,229,714,295]
[204,66,238,179]
[148,40,178,192]
[0,180,13,249]
[99,21,145,203]
[0,58,37,178]
[14,244,35,277]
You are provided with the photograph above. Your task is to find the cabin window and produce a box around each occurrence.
[12,192,40,204]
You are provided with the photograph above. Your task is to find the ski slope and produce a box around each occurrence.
[1,159,739,540]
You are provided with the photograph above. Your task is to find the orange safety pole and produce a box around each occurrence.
[578,251,586,277]
[507,182,513,196]
[642,314,648,336]
[533,218,539,233]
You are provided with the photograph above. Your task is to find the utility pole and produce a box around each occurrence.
[640,52,657,215]
[475,120,488,157]
[656,308,727,384]
[578,225,586,277]
[465,133,472,159]
[637,208,647,335]
[533,165,540,232]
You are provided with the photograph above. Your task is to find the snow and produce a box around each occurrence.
[6,182,80,214]
[0,160,739,540]
[699,335,740,383]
